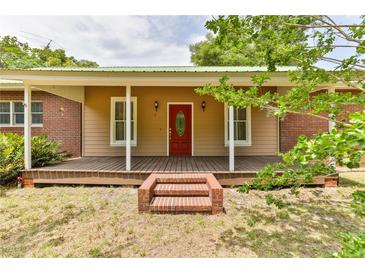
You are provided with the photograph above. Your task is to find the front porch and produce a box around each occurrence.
[22,156,282,186]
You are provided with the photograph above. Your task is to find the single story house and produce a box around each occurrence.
[0,66,356,185]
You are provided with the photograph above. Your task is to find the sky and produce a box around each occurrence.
[0,15,362,68]
[0,16,210,66]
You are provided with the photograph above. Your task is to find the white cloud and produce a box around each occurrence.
[0,15,209,66]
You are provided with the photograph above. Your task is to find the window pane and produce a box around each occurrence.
[236,122,246,141]
[229,107,246,120]
[32,113,43,124]
[32,102,43,112]
[175,111,185,136]
[237,108,246,120]
[131,121,134,140]
[227,122,229,139]
[14,102,24,113]
[227,106,248,143]
[14,113,24,124]
[115,102,124,120]
[115,121,125,141]
[0,113,10,124]
[234,121,238,140]
[0,102,10,113]
[131,102,133,120]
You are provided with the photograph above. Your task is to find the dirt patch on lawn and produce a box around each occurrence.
[0,177,364,257]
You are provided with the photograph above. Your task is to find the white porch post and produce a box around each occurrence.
[24,84,32,170]
[125,85,131,171]
[229,105,235,171]
[328,86,336,131]
[328,86,336,168]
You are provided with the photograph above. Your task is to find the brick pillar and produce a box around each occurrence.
[138,174,156,212]
[206,174,224,214]
[23,178,34,188]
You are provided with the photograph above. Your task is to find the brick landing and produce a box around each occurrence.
[138,173,223,214]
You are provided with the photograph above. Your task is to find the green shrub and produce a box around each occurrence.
[237,184,250,194]
[0,133,68,185]
[351,190,365,218]
[265,193,287,209]
[332,232,365,258]
[30,135,68,167]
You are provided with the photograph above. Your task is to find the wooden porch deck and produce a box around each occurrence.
[23,156,282,186]
[37,156,281,172]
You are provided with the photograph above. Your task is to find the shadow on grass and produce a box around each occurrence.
[0,203,96,257]
[339,177,365,188]
[218,199,364,258]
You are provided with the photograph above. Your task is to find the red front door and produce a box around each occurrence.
[169,104,192,156]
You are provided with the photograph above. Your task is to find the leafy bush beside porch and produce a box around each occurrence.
[0,133,68,185]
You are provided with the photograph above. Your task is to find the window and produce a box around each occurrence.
[0,101,43,127]
[13,102,24,125]
[31,102,43,124]
[110,97,137,146]
[0,102,11,125]
[175,111,185,136]
[224,105,251,146]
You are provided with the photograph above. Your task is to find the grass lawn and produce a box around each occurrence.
[0,172,364,258]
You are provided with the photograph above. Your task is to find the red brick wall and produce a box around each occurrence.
[279,113,328,152]
[336,89,363,121]
[0,90,81,157]
[279,89,362,152]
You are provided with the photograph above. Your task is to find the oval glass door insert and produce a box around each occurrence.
[175,111,185,136]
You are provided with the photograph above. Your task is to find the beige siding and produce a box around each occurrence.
[84,86,278,156]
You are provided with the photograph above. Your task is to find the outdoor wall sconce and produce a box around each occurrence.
[201,101,206,112]
[154,101,159,112]
[59,107,65,116]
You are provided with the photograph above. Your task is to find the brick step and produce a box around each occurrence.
[156,179,207,184]
[153,183,209,196]
[149,196,212,213]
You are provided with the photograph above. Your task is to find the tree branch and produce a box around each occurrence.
[262,105,351,127]
[284,23,365,29]
[317,16,363,44]
[319,56,365,70]
[307,44,365,49]
[332,74,365,92]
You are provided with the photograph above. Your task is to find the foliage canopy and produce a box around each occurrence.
[190,16,312,67]
[0,35,98,69]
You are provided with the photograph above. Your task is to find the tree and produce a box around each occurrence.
[195,16,365,187]
[190,33,267,66]
[190,16,310,66]
[0,35,98,69]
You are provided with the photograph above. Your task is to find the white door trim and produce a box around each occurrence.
[166,102,194,156]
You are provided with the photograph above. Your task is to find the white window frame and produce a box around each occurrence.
[30,102,43,125]
[0,100,43,127]
[110,96,137,146]
[0,101,11,126]
[13,101,26,125]
[224,104,252,146]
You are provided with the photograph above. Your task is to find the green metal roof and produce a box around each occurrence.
[2,66,297,73]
